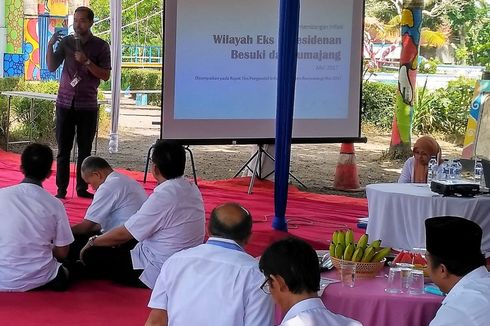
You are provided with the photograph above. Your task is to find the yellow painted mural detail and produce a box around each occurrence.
[401,9,414,27]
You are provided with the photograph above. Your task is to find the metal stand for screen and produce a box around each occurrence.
[143,142,198,186]
[233,144,306,194]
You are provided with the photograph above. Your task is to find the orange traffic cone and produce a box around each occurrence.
[333,143,362,191]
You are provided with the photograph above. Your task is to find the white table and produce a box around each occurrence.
[366,183,490,255]
[1,91,108,151]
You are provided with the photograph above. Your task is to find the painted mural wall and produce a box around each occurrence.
[1,0,79,80]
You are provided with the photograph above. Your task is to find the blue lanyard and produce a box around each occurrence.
[207,239,244,252]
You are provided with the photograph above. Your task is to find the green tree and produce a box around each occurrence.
[365,0,476,158]
[447,1,490,66]
[90,0,163,46]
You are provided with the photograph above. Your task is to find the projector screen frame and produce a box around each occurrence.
[159,0,367,145]
[155,137,367,146]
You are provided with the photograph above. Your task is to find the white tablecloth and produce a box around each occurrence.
[366,183,490,255]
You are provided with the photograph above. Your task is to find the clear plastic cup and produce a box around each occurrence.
[408,269,425,295]
[385,267,403,294]
[340,261,356,288]
[396,263,414,292]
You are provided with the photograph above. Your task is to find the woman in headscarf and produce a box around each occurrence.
[398,136,442,183]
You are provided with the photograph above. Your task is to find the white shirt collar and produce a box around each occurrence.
[207,237,242,246]
[281,297,324,324]
[442,266,489,305]
[154,176,186,191]
[106,171,117,180]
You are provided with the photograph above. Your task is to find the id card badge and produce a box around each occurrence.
[70,73,82,87]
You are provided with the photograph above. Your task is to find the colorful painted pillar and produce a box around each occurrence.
[462,77,490,159]
[3,0,25,77]
[389,0,423,156]
[0,0,6,78]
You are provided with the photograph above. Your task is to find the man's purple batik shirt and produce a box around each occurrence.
[52,34,111,110]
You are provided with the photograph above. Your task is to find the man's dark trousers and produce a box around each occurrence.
[55,105,98,196]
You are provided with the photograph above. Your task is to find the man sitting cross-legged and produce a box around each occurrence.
[0,143,74,292]
[79,140,205,288]
[68,156,147,263]
[259,237,362,326]
[145,202,274,326]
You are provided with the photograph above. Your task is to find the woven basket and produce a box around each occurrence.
[331,257,385,279]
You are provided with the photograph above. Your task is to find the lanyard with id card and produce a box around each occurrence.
[70,71,82,87]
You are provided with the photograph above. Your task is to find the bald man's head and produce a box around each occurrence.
[208,203,252,245]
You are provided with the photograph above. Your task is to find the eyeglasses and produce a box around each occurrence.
[260,277,271,295]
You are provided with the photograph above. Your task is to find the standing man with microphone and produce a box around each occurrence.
[47,6,111,199]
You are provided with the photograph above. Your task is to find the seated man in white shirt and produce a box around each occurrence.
[259,238,362,326]
[145,203,274,326]
[68,156,147,263]
[425,216,490,326]
[80,140,205,288]
[0,143,74,292]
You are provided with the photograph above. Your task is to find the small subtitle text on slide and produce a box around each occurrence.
[194,75,340,82]
[315,65,339,71]
[296,75,342,81]
[194,76,238,81]
[195,76,220,80]
[299,24,344,31]
[194,76,273,81]
[241,76,276,81]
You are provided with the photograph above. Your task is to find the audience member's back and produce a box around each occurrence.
[0,144,73,291]
[146,203,274,326]
[0,185,65,288]
[159,242,268,324]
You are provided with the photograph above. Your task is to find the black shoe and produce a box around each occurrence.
[77,190,94,199]
[55,192,66,199]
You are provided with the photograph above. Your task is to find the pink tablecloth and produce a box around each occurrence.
[275,269,443,326]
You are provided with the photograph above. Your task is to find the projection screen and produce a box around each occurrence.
[162,0,365,143]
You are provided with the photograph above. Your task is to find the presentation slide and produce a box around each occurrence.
[163,0,364,141]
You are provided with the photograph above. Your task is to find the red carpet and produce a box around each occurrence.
[0,149,367,325]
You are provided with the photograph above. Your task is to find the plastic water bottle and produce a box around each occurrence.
[448,159,456,180]
[474,159,483,185]
[437,159,450,181]
[454,159,463,180]
[108,133,119,154]
[427,156,437,185]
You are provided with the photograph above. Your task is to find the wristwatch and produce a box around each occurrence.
[88,235,98,247]
[84,59,91,66]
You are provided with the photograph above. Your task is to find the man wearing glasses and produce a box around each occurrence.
[259,238,361,326]
[145,203,273,326]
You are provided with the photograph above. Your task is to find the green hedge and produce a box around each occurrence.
[0,78,22,136]
[100,68,162,105]
[1,80,61,143]
[362,81,397,130]
[362,78,475,141]
[0,78,109,147]
[419,58,440,74]
[412,77,475,139]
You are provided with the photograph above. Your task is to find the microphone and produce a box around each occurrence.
[74,34,81,52]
